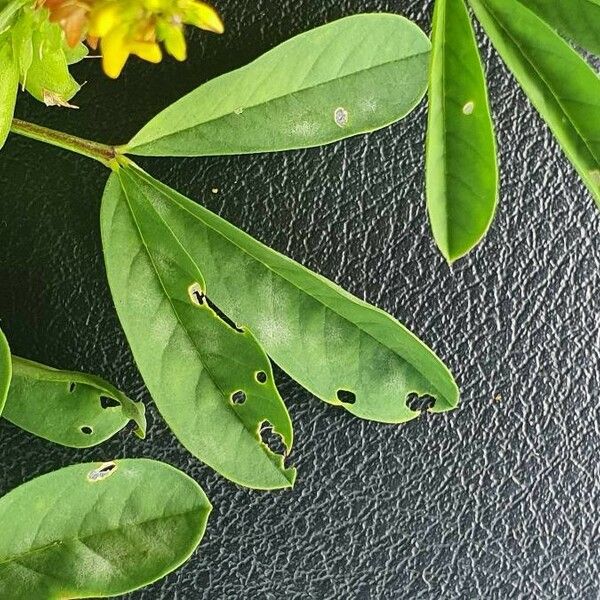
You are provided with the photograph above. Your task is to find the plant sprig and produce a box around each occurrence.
[0,12,461,597]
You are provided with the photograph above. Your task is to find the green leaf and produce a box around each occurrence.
[426,0,498,263]
[100,167,295,490]
[113,163,459,425]
[469,0,600,207]
[2,356,146,448]
[0,0,29,33]
[10,6,34,81]
[0,458,211,599]
[125,14,431,156]
[24,18,80,106]
[63,41,88,65]
[0,39,18,149]
[524,0,600,56]
[0,328,11,416]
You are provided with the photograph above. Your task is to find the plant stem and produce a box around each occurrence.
[10,119,116,167]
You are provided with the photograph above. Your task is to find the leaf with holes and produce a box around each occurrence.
[426,0,497,263]
[0,458,211,599]
[2,356,146,448]
[0,39,19,149]
[0,328,11,416]
[524,0,600,56]
[110,162,459,425]
[124,14,431,157]
[100,167,295,490]
[469,0,600,208]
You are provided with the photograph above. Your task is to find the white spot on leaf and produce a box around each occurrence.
[360,98,377,113]
[292,120,319,137]
[462,101,475,116]
[334,107,349,127]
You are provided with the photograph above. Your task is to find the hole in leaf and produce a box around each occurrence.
[189,283,243,332]
[188,282,205,305]
[80,426,93,435]
[255,371,268,384]
[204,295,243,333]
[406,393,436,413]
[231,390,246,405]
[69,382,77,393]
[260,421,286,456]
[336,389,356,404]
[100,396,120,409]
[87,462,117,482]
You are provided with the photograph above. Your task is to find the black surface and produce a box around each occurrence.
[1,1,599,598]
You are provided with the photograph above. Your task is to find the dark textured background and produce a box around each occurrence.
[1,1,599,598]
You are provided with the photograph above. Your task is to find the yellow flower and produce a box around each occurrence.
[43,0,224,78]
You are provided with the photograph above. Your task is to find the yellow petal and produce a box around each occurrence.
[101,32,130,79]
[184,1,224,34]
[88,3,121,38]
[162,26,187,62]
[130,41,163,64]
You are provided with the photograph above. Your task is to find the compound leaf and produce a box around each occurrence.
[0,328,11,416]
[525,0,600,56]
[469,0,600,207]
[125,14,431,156]
[3,356,146,448]
[426,0,498,262]
[101,168,295,490]
[114,163,459,425]
[0,459,211,599]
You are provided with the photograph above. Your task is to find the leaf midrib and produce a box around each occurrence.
[436,0,452,255]
[117,172,292,483]
[128,49,430,150]
[0,506,201,569]
[131,167,455,407]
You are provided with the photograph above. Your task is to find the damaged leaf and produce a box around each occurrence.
[125,13,431,156]
[0,459,211,599]
[426,0,497,262]
[113,163,459,424]
[100,166,295,490]
[3,356,146,448]
[469,0,600,207]
[524,0,600,56]
[0,328,10,416]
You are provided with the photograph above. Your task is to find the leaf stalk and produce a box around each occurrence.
[10,118,116,167]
